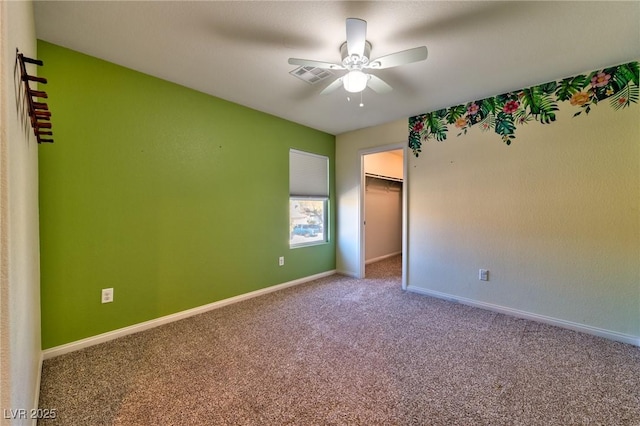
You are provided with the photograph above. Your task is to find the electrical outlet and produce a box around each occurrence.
[479,269,489,281]
[101,288,114,303]
[278,256,285,266]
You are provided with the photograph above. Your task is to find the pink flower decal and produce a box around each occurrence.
[467,103,479,115]
[570,92,590,106]
[412,122,424,132]
[503,100,520,114]
[455,117,467,128]
[590,72,611,88]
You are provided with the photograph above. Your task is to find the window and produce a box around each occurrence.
[289,149,329,247]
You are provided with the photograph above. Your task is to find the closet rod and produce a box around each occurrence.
[364,172,403,182]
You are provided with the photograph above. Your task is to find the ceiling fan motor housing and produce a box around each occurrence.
[340,41,372,70]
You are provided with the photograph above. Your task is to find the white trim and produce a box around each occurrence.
[406,285,640,347]
[365,251,402,265]
[401,145,408,291]
[43,270,336,360]
[358,142,408,289]
[31,352,43,426]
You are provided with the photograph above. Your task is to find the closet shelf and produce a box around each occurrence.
[364,172,403,182]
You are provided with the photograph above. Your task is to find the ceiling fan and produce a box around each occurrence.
[288,18,428,95]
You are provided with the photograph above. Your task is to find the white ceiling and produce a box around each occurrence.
[34,1,640,135]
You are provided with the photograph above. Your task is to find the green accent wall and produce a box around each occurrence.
[37,41,336,349]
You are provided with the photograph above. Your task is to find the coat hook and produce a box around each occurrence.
[17,50,54,143]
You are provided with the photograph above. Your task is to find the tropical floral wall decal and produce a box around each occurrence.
[408,61,639,157]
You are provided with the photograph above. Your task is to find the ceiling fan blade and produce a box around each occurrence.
[288,58,344,70]
[346,18,367,57]
[320,77,344,95]
[366,74,392,94]
[367,46,428,70]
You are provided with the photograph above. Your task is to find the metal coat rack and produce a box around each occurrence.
[17,49,53,143]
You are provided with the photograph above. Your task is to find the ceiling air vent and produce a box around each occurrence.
[289,66,333,85]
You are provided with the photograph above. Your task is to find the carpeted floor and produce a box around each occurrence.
[38,255,640,425]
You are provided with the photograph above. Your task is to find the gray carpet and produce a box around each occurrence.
[39,255,640,425]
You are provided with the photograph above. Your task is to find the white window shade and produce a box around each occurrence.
[289,149,329,198]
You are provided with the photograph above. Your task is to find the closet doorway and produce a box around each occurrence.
[359,144,407,288]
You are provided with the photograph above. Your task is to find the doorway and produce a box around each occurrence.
[359,143,407,289]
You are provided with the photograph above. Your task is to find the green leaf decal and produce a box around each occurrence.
[556,75,587,101]
[520,87,558,124]
[539,82,557,95]
[479,113,496,132]
[446,105,467,124]
[612,63,639,89]
[610,84,639,111]
[495,112,516,138]
[520,88,540,115]
[481,98,498,116]
[425,112,448,142]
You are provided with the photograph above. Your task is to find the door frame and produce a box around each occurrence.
[358,142,408,289]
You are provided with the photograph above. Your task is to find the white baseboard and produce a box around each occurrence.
[406,285,640,347]
[365,251,402,265]
[42,270,336,360]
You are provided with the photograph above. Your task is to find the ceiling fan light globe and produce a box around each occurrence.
[343,70,368,93]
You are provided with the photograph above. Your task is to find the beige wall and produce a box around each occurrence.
[363,150,403,180]
[408,101,639,341]
[336,79,639,343]
[1,1,42,424]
